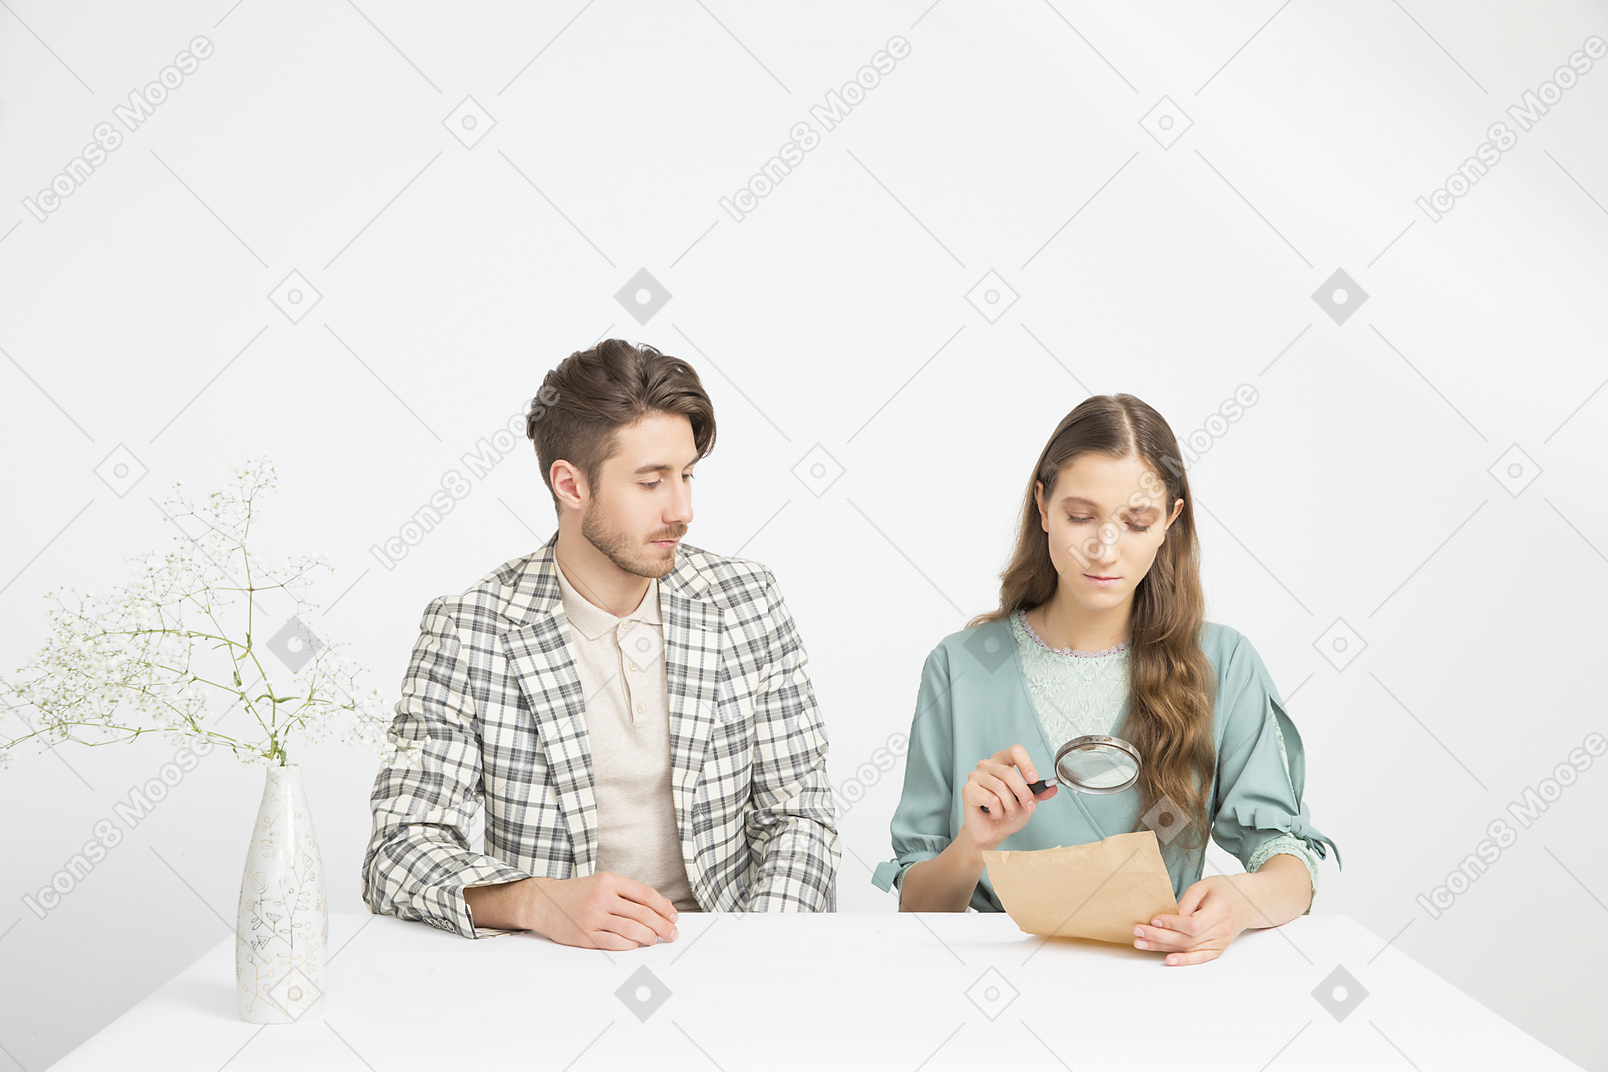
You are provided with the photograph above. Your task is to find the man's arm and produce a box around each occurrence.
[361,596,534,939]
[741,570,840,911]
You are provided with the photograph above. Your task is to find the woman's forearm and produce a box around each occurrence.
[1238,853,1314,930]
[898,828,987,912]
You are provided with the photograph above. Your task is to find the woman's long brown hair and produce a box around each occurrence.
[967,393,1217,860]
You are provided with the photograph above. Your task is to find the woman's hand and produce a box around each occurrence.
[961,744,1058,852]
[1132,854,1313,965]
[1131,875,1253,966]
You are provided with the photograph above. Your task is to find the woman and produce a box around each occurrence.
[870,394,1341,966]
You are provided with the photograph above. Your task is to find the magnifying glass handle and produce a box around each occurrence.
[979,778,1053,813]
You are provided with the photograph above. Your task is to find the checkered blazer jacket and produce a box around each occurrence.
[361,532,840,938]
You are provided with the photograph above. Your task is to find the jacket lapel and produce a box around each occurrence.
[498,532,725,884]
[659,585,725,866]
[500,538,598,877]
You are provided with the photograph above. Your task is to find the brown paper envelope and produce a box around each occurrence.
[980,830,1181,945]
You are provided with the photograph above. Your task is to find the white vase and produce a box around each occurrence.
[235,762,328,1023]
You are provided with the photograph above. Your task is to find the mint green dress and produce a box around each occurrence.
[870,612,1342,913]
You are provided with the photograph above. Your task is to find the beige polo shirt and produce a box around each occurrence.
[554,559,700,912]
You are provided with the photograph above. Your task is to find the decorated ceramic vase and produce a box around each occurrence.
[235,762,328,1023]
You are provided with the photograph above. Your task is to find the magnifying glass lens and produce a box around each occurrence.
[1056,742,1139,790]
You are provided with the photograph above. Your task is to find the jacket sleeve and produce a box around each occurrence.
[1209,632,1342,914]
[361,596,534,938]
[741,570,841,911]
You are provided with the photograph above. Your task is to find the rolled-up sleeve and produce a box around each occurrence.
[871,645,961,901]
[1210,633,1342,914]
[361,596,534,939]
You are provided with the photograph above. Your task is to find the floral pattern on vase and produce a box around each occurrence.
[236,763,328,1023]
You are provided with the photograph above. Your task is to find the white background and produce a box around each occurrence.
[1,2,1605,1069]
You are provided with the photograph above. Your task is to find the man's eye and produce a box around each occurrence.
[641,480,660,490]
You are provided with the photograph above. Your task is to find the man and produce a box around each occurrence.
[361,339,839,949]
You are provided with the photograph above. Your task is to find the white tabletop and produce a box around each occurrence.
[49,911,1580,1071]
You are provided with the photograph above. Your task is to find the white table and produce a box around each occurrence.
[49,912,1581,1071]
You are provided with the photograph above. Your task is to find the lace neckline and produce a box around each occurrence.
[1016,608,1131,659]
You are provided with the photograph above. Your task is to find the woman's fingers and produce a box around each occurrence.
[962,781,1005,816]
[972,771,1019,817]
[1006,744,1038,782]
[1133,923,1190,952]
[970,745,1046,819]
[1147,911,1206,937]
[1162,947,1223,967]
[981,754,1037,809]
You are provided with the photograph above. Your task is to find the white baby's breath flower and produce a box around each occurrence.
[0,456,392,768]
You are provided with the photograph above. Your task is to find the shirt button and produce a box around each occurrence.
[636,703,645,714]
[629,663,639,672]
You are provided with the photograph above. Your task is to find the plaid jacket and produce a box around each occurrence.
[361,532,840,938]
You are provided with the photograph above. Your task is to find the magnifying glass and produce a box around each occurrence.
[979,734,1141,812]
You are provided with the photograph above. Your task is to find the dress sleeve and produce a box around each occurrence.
[1210,632,1341,914]
[871,644,959,900]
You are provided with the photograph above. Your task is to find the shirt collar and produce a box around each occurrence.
[554,556,661,641]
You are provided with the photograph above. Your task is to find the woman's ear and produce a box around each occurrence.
[1034,479,1049,533]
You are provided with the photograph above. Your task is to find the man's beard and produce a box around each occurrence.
[581,504,683,579]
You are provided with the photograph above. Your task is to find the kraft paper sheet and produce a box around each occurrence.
[980,830,1180,945]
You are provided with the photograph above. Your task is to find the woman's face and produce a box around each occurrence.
[1034,453,1185,611]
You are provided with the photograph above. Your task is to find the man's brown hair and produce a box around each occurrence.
[526,338,717,514]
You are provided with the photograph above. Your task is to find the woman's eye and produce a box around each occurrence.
[1067,514,1149,533]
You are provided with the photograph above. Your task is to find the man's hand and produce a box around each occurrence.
[466,872,680,949]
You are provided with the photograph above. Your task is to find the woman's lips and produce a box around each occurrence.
[1083,574,1120,587]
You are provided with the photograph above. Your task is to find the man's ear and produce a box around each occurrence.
[551,459,587,510]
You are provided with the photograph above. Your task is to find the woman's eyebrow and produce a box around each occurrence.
[1060,495,1158,515]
